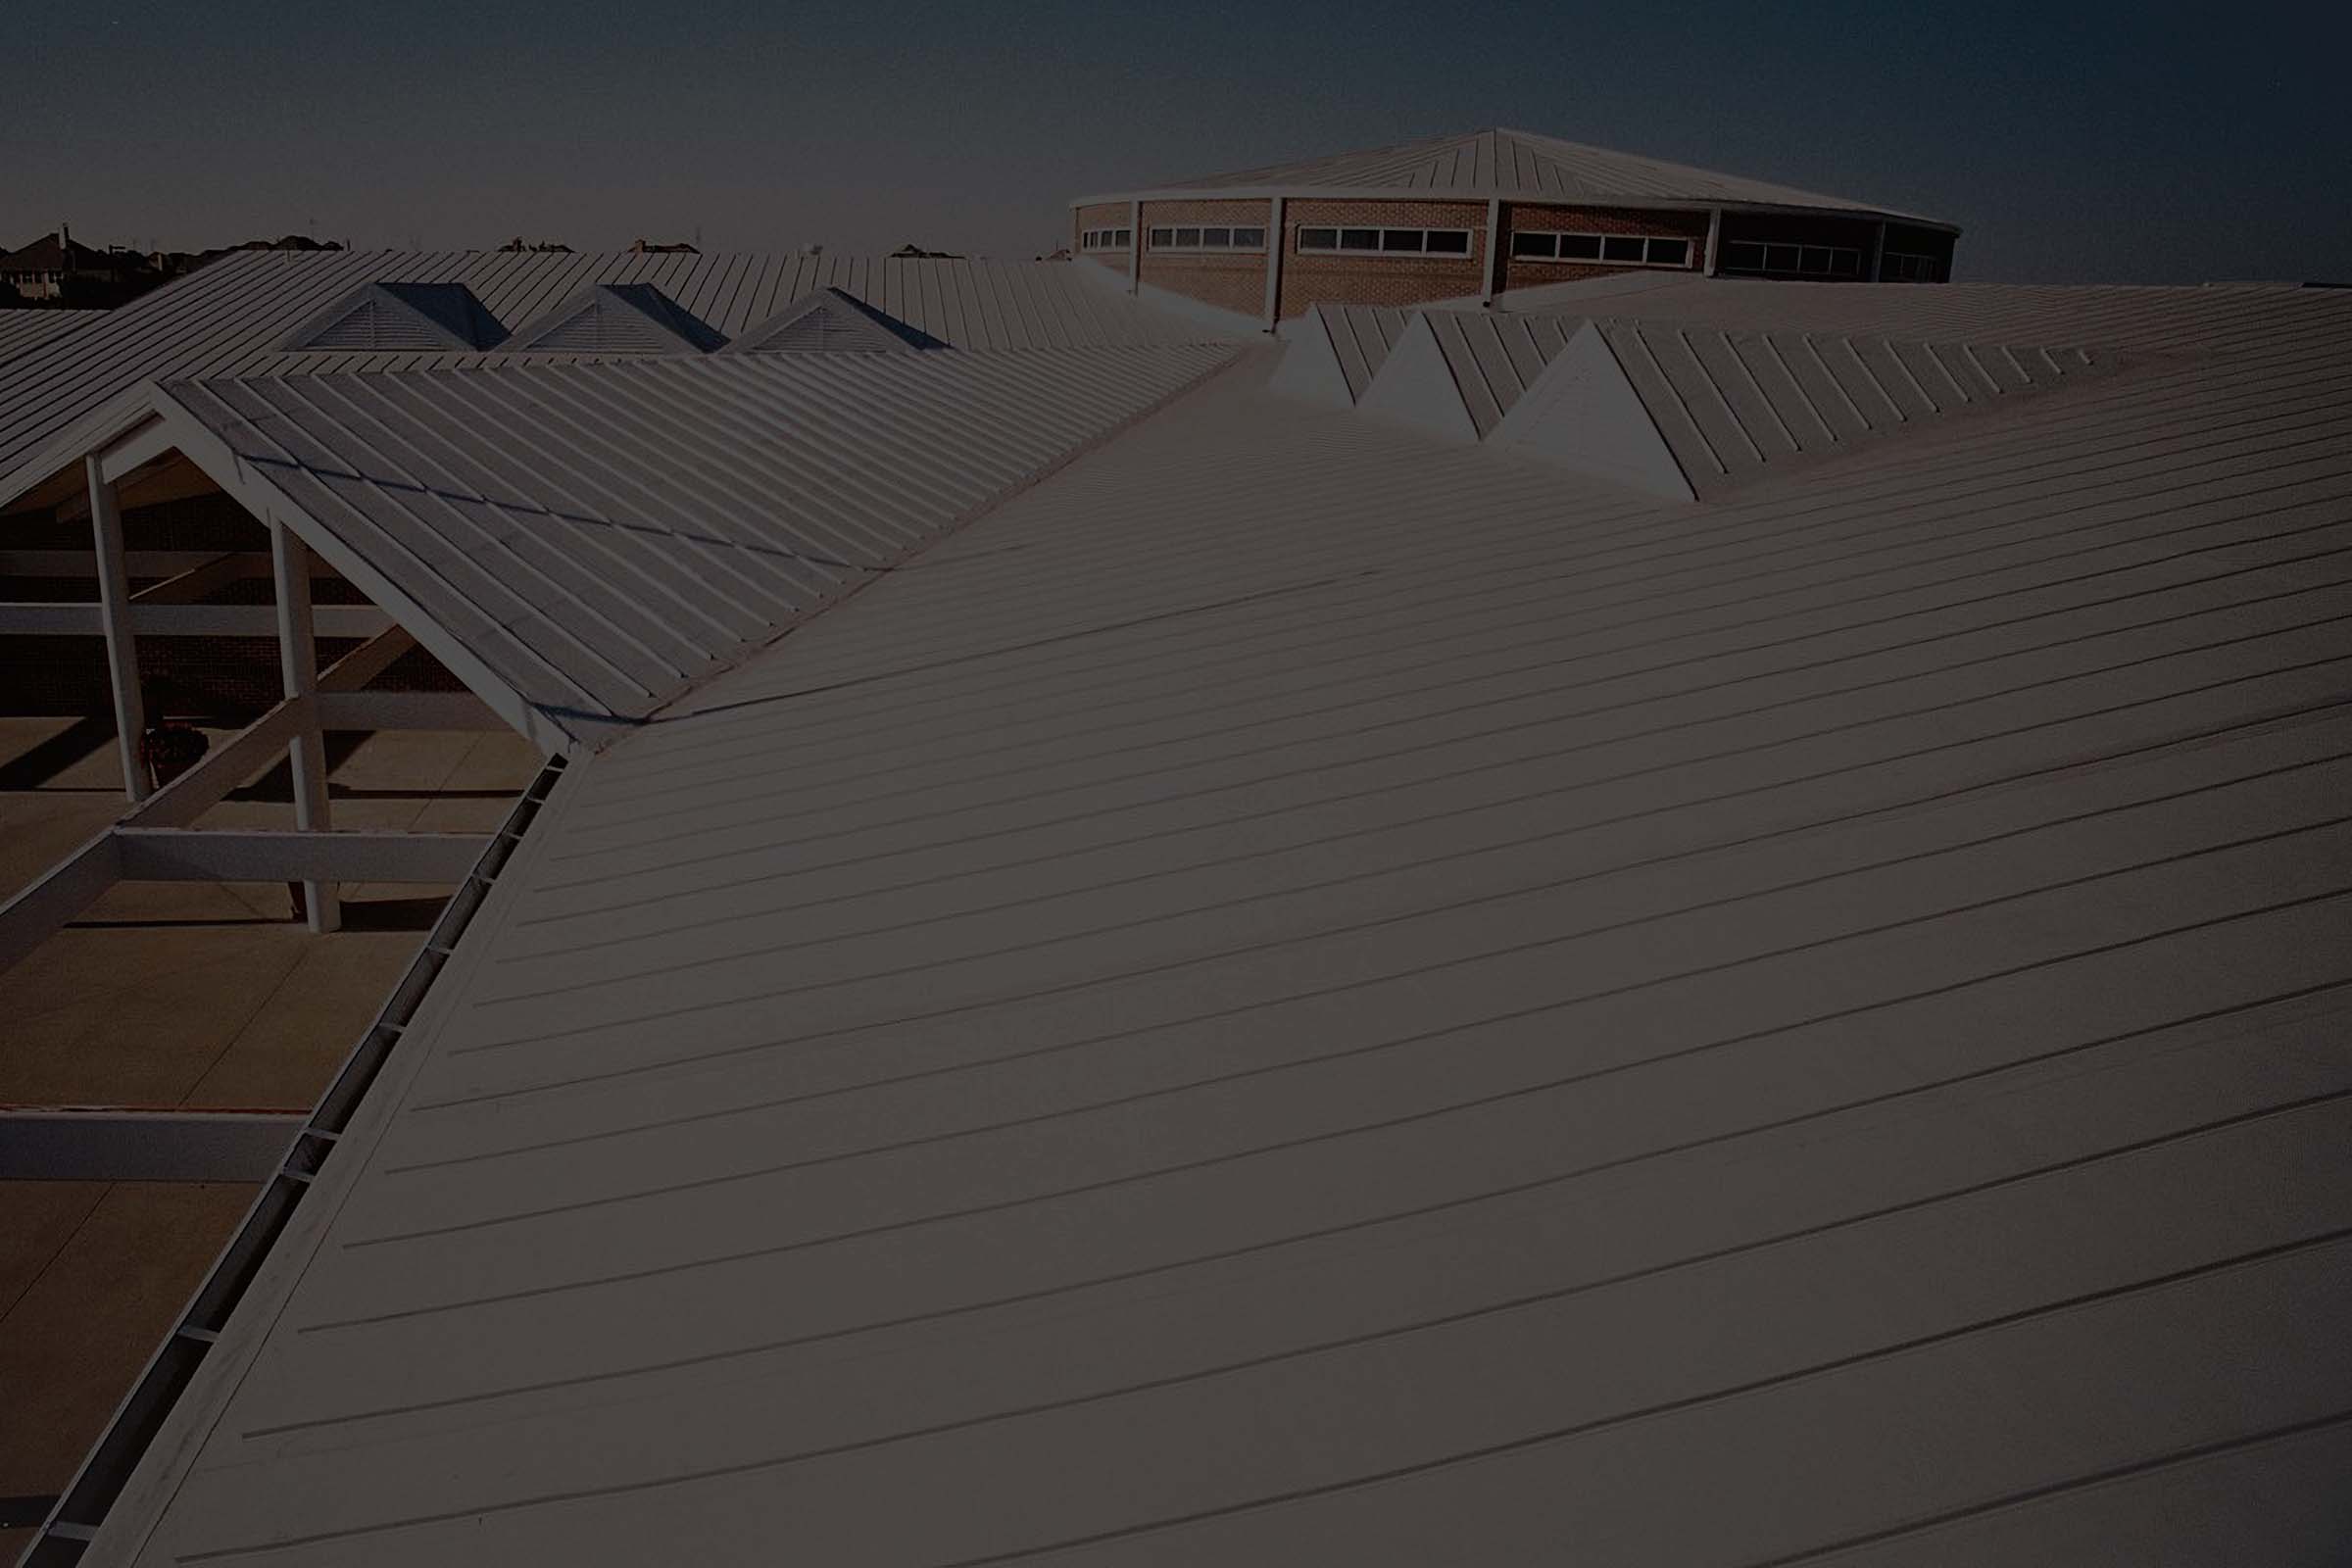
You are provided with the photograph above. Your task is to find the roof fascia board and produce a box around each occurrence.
[132,385,585,757]
[1072,187,1959,233]
[0,387,172,514]
[95,413,176,484]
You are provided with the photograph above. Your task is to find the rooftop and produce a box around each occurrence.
[3,265,2348,1564]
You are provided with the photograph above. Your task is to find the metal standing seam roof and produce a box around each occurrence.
[0,306,103,366]
[139,345,1239,748]
[1480,271,2352,355]
[0,249,1245,511]
[1335,307,2116,497]
[1094,125,1949,224]
[74,282,2352,1564]
[1273,303,1411,403]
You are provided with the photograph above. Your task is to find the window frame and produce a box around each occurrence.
[1079,226,1132,253]
[1718,239,1873,279]
[1507,229,1694,269]
[1146,223,1269,254]
[1292,225,1478,259]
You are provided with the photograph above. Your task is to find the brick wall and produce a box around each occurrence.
[1277,198,1488,319]
[1497,203,1709,294]
[4,489,375,719]
[1136,198,1273,319]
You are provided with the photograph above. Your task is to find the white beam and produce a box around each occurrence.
[1481,198,1502,307]
[129,551,245,606]
[1704,208,1724,277]
[122,694,312,830]
[0,602,392,637]
[0,1111,304,1182]
[0,549,228,577]
[316,689,505,732]
[85,455,148,803]
[1262,195,1285,331]
[114,828,491,884]
[272,524,338,933]
[94,416,177,484]
[318,624,417,692]
[0,832,121,974]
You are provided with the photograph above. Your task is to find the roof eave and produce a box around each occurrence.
[1070,187,1959,233]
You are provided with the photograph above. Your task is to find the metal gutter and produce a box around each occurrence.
[16,753,569,1567]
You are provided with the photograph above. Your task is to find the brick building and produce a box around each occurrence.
[1073,126,1959,327]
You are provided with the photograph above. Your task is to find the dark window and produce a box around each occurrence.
[1424,230,1470,254]
[1646,238,1691,267]
[1558,233,1602,260]
[1113,228,1130,247]
[1174,227,1200,246]
[1721,241,1765,271]
[1601,235,1645,263]
[1298,227,1338,250]
[1232,226,1265,248]
[1340,228,1380,251]
[1764,244,1801,272]
[1512,231,1557,258]
[1381,228,1425,252]
[1150,226,1173,246]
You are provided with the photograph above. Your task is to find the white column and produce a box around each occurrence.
[85,455,149,802]
[1262,196,1285,332]
[1128,200,1142,294]
[270,523,338,933]
[1481,198,1502,307]
[1703,208,1724,277]
[1869,220,1888,282]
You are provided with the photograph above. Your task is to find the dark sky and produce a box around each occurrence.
[9,0,2347,283]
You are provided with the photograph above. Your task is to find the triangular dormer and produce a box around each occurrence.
[503,283,724,354]
[281,282,506,352]
[723,288,938,354]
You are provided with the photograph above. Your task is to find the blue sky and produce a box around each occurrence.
[9,0,2347,281]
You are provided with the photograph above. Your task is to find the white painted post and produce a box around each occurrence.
[1869,220,1888,282]
[1481,198,1502,307]
[1703,209,1724,277]
[1262,196,1285,332]
[1128,200,1142,294]
[85,455,149,802]
[270,523,338,933]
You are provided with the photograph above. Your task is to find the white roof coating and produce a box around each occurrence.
[147,345,1236,745]
[68,279,2352,1565]
[1340,307,2114,490]
[1104,126,1944,222]
[0,249,1242,510]
[0,306,104,366]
